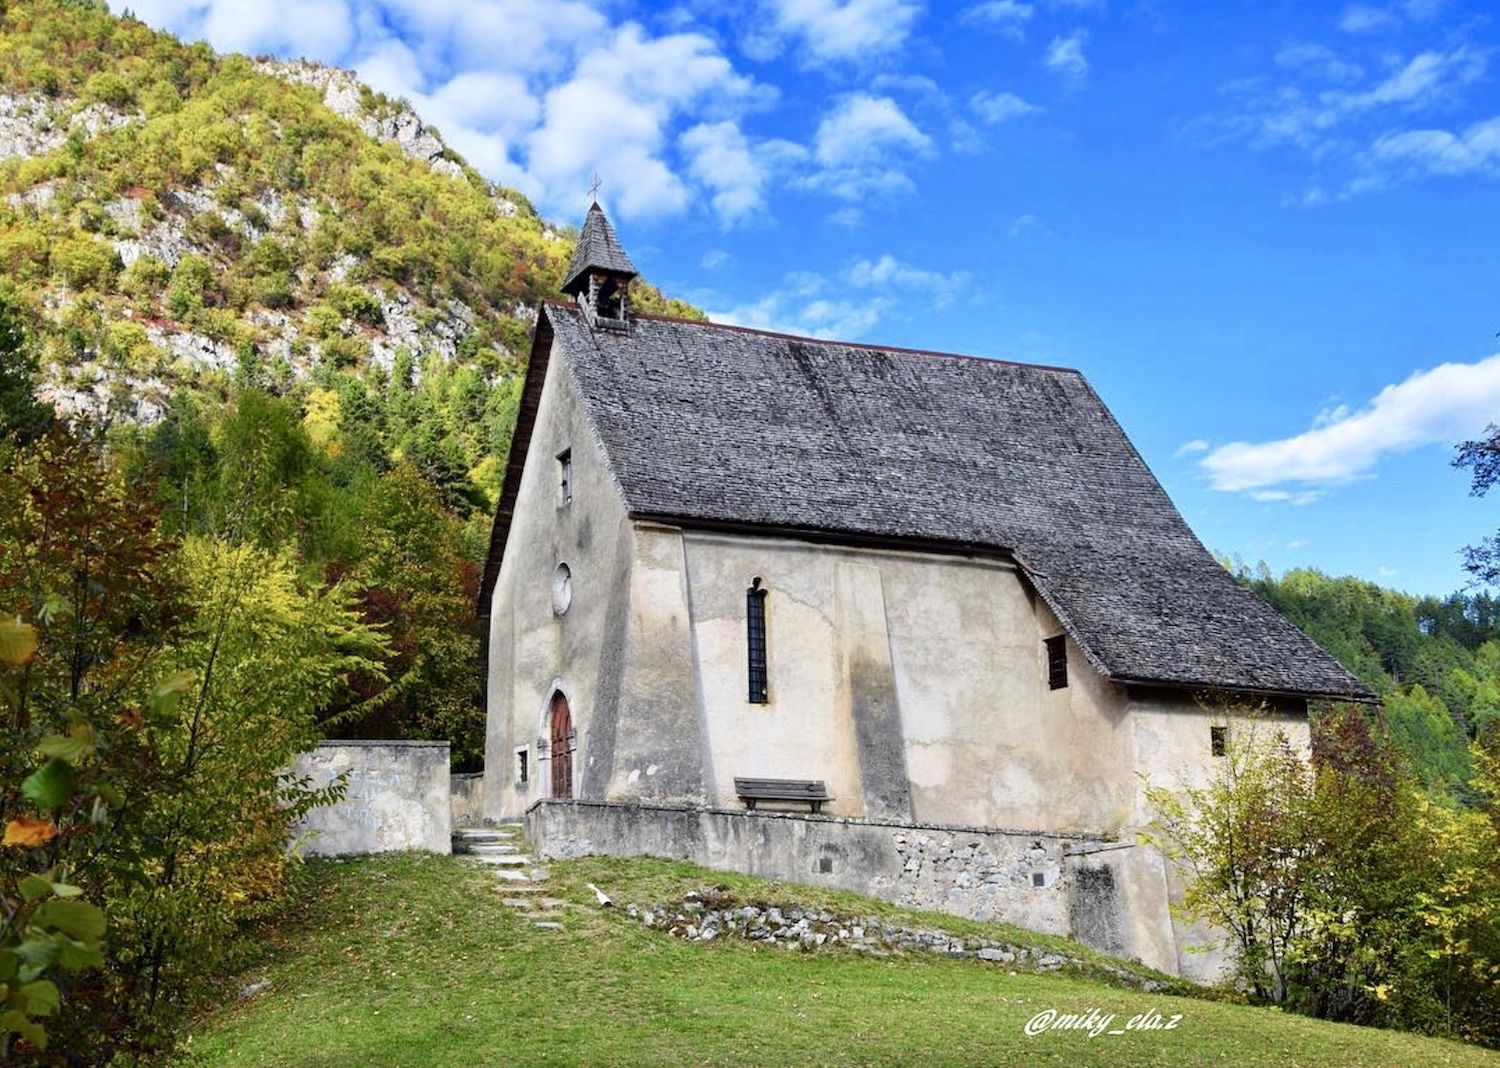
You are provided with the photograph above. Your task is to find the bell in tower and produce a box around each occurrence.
[560,200,638,330]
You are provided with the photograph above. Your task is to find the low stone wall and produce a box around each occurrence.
[525,799,1132,953]
[293,740,451,857]
[450,772,485,825]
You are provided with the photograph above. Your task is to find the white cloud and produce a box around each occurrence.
[1336,47,1485,112]
[870,73,946,101]
[681,122,806,224]
[949,118,984,155]
[1045,31,1089,82]
[961,0,1033,37]
[815,94,930,166]
[1275,42,1364,85]
[709,251,962,338]
[1240,46,1488,151]
[1247,490,1325,505]
[1338,4,1398,33]
[845,253,968,307]
[1173,438,1210,458]
[758,0,925,62]
[1372,116,1500,176]
[970,90,1041,124]
[711,291,893,339]
[700,249,730,269]
[1199,353,1500,493]
[800,94,932,202]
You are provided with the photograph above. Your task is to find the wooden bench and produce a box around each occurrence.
[734,777,831,814]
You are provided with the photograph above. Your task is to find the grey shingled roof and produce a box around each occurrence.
[560,202,638,294]
[484,302,1371,702]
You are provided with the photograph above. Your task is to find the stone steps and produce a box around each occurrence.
[470,853,533,867]
[457,823,566,931]
[463,842,522,856]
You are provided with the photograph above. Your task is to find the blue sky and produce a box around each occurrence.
[125,0,1500,596]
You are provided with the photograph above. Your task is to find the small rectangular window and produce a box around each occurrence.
[558,449,573,505]
[516,748,530,784]
[1210,725,1227,758]
[1045,635,1068,691]
[747,579,768,704]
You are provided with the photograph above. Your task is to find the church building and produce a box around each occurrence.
[477,203,1371,978]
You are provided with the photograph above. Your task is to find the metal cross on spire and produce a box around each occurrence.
[588,171,602,204]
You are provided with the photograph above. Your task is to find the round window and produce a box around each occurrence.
[552,563,572,615]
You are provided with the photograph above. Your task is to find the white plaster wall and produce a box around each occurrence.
[681,533,859,813]
[292,741,451,856]
[677,531,1142,832]
[483,344,635,819]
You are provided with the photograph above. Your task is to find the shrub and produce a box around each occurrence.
[120,254,170,301]
[82,70,135,109]
[166,254,216,319]
[50,234,120,289]
[326,282,384,327]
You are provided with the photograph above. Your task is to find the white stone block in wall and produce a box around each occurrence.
[292,740,452,856]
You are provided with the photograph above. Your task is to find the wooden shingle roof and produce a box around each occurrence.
[560,202,638,295]
[480,303,1372,702]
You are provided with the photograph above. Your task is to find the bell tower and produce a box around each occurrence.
[560,200,638,331]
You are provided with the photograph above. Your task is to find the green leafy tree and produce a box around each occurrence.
[1455,424,1500,586]
[0,291,51,443]
[0,426,386,1059]
[332,463,483,766]
[1148,703,1500,1045]
[1144,712,1317,1002]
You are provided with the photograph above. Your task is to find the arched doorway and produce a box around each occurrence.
[549,691,574,799]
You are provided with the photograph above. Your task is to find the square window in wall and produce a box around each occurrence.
[1210,725,1227,757]
[1045,635,1068,691]
[558,449,573,505]
[516,747,530,785]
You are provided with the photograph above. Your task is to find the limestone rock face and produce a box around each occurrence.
[0,93,136,161]
[254,59,462,177]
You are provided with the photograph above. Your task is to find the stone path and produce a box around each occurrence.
[453,823,571,932]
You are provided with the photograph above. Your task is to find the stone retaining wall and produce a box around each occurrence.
[525,798,1132,952]
[293,740,451,856]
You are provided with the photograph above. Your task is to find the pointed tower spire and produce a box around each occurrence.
[561,200,638,329]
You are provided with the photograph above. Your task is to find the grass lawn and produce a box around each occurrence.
[183,852,1500,1067]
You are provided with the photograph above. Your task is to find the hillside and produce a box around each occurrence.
[183,851,1499,1067]
[0,0,693,499]
[0,0,707,767]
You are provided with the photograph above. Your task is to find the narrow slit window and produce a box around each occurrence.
[747,577,769,704]
[1210,725,1228,757]
[558,449,573,505]
[1045,635,1068,691]
[516,748,530,785]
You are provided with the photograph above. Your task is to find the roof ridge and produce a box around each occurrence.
[539,300,1084,376]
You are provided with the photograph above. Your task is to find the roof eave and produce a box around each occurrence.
[1108,674,1379,706]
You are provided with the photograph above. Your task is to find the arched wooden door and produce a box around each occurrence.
[549,691,574,799]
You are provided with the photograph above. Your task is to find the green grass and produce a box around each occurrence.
[183,852,1500,1067]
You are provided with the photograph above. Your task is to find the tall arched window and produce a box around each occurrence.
[747,578,769,704]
